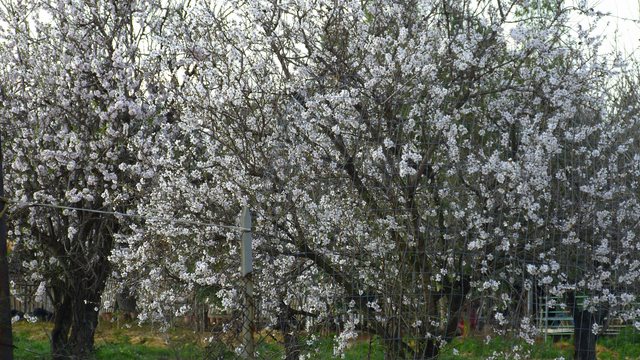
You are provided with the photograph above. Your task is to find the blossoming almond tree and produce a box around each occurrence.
[116,0,640,359]
[538,72,640,360]
[1,0,638,359]
[0,0,180,357]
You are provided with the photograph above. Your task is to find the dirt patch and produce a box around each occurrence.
[553,340,619,359]
[596,344,618,359]
[12,321,53,341]
[552,340,572,351]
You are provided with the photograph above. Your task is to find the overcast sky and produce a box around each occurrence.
[589,0,640,58]
[2,1,638,61]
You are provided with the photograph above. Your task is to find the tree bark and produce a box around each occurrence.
[414,338,438,360]
[50,248,110,359]
[412,278,469,360]
[51,294,73,360]
[572,308,607,360]
[568,292,607,360]
[443,278,470,343]
[115,286,137,322]
[68,295,100,359]
[381,317,406,360]
[51,285,105,359]
[0,132,14,359]
[277,303,300,360]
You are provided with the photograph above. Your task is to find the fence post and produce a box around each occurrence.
[239,207,254,359]
[544,291,549,342]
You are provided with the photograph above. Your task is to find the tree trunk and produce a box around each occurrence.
[0,132,14,359]
[381,317,408,360]
[51,257,110,359]
[278,303,300,360]
[51,287,104,359]
[444,278,470,341]
[568,292,607,360]
[373,314,424,360]
[572,309,607,360]
[115,286,137,321]
[51,294,73,360]
[414,338,438,360]
[68,295,100,359]
[411,277,469,360]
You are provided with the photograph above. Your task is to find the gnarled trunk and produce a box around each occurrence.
[51,293,72,360]
[50,255,110,359]
[68,295,101,358]
[51,287,105,359]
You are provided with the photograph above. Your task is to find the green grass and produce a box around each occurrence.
[14,332,50,359]
[95,343,202,359]
[302,335,572,360]
[14,335,204,360]
[438,329,640,360]
[12,323,640,359]
[301,336,384,360]
[438,336,574,360]
[12,321,205,360]
[598,327,640,360]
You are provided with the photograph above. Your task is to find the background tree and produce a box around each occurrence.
[117,0,640,358]
[0,0,179,357]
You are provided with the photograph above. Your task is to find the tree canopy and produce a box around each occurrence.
[1,0,639,359]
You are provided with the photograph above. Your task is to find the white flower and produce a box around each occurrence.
[35,281,47,303]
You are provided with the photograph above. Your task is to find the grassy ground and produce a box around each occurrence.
[13,321,204,359]
[437,328,640,360]
[11,321,640,359]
